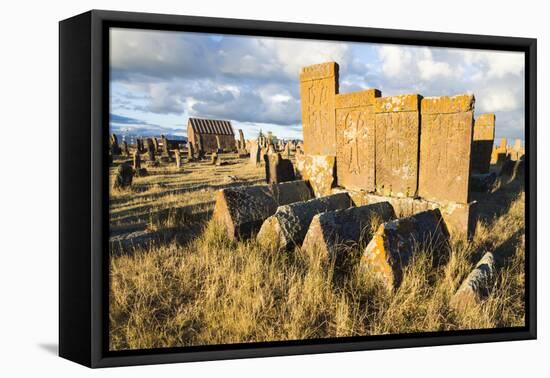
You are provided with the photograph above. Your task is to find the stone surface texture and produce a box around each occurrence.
[472,113,495,174]
[295,154,336,197]
[257,193,352,250]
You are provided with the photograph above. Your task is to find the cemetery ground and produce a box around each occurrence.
[109,153,525,351]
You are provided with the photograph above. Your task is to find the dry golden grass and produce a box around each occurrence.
[109,154,525,351]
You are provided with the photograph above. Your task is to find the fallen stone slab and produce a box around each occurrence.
[257,192,352,250]
[450,252,496,312]
[335,188,478,240]
[109,229,158,252]
[362,209,450,289]
[213,180,313,240]
[302,202,395,260]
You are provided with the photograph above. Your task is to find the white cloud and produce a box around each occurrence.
[378,45,412,77]
[478,90,519,112]
[461,50,524,78]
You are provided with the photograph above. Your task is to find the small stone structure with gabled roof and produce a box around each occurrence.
[187,117,235,153]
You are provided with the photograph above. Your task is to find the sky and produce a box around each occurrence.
[110,27,525,143]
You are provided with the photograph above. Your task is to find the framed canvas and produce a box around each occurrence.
[59,9,537,368]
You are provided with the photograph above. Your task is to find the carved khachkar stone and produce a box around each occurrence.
[239,129,245,149]
[174,150,182,169]
[283,142,291,159]
[121,140,130,157]
[362,209,450,289]
[257,193,352,251]
[145,138,155,161]
[335,89,381,192]
[450,252,496,311]
[250,142,261,166]
[161,135,170,157]
[110,134,121,155]
[374,94,421,197]
[137,138,144,153]
[132,150,141,170]
[419,95,475,204]
[265,153,296,184]
[187,142,195,161]
[215,135,222,152]
[302,202,395,260]
[509,139,524,161]
[295,154,336,197]
[211,152,220,165]
[213,180,313,240]
[112,163,134,189]
[471,113,495,174]
[152,138,159,153]
[299,62,339,155]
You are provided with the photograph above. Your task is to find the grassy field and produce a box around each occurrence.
[109,152,525,351]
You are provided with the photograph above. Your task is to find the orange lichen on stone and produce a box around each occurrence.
[420,94,474,114]
[374,94,421,113]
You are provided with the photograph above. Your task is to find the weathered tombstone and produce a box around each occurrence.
[510,139,523,161]
[213,180,313,240]
[335,89,381,192]
[499,137,508,150]
[145,138,155,162]
[110,134,121,155]
[152,138,159,154]
[137,138,144,153]
[471,113,495,174]
[362,209,450,289]
[283,142,291,159]
[250,142,261,166]
[302,202,396,260]
[299,62,339,155]
[112,163,134,189]
[419,95,475,204]
[374,94,421,197]
[121,140,130,157]
[187,142,195,161]
[295,153,336,197]
[215,135,222,152]
[161,135,170,157]
[257,192,352,250]
[174,149,182,169]
[211,152,218,165]
[265,153,296,184]
[239,129,245,149]
[450,252,496,311]
[132,150,141,170]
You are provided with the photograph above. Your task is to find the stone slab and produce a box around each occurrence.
[362,209,450,289]
[302,202,395,260]
[213,180,313,240]
[419,95,474,204]
[299,62,339,155]
[374,94,421,197]
[257,192,352,250]
[450,252,496,311]
[472,113,495,174]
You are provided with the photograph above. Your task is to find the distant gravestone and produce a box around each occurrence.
[112,163,134,189]
[419,95,474,204]
[471,113,495,174]
[132,150,141,170]
[211,152,218,165]
[215,135,222,152]
[161,135,170,157]
[374,94,421,197]
[265,153,296,184]
[335,89,381,192]
[239,129,245,149]
[362,209,449,289]
[250,143,261,166]
[152,138,159,154]
[110,134,121,155]
[123,141,131,156]
[145,138,155,161]
[174,149,182,169]
[188,142,195,161]
[257,192,352,251]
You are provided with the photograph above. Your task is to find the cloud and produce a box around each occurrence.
[110,29,525,142]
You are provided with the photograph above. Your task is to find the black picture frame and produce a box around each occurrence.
[59,9,537,368]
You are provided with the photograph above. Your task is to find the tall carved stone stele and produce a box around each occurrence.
[335,89,381,192]
[145,138,155,162]
[472,113,495,174]
[299,62,339,156]
[374,94,421,197]
[419,95,475,204]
